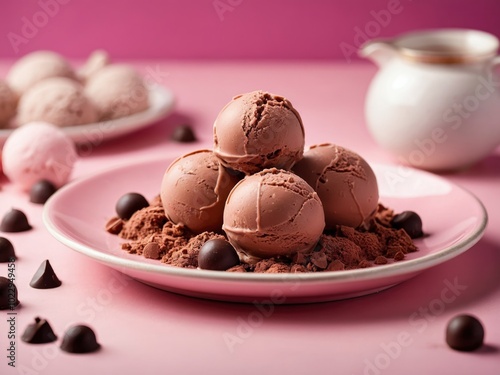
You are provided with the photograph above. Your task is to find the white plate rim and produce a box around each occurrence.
[42,156,489,285]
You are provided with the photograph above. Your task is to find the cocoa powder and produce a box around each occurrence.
[108,198,417,273]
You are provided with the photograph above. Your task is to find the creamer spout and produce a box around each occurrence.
[359,40,397,67]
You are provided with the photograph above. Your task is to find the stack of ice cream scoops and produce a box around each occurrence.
[0,50,149,129]
[0,49,151,184]
[108,91,422,273]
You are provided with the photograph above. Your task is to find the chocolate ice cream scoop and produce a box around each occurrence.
[213,91,305,175]
[292,144,379,229]
[223,168,325,263]
[161,150,240,234]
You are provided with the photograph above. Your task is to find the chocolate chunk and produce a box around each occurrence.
[60,324,100,353]
[446,314,484,351]
[327,260,345,271]
[391,211,423,238]
[21,317,57,344]
[171,124,196,143]
[105,217,123,234]
[29,180,57,204]
[198,239,240,271]
[0,209,32,232]
[374,255,388,265]
[394,251,405,261]
[0,237,16,262]
[310,252,328,269]
[30,260,62,289]
[115,193,149,220]
[0,276,19,310]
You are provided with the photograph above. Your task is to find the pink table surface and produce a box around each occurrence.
[1,61,499,375]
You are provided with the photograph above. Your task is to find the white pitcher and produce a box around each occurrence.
[360,29,500,171]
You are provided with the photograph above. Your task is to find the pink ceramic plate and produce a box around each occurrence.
[43,157,487,304]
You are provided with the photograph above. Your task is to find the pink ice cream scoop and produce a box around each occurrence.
[292,144,379,229]
[2,122,78,190]
[223,168,325,263]
[160,150,240,234]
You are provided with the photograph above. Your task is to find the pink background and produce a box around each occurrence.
[1,0,500,60]
[1,1,500,374]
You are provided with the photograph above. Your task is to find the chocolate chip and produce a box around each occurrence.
[171,124,196,143]
[0,209,32,232]
[60,324,100,353]
[22,317,57,344]
[143,242,161,259]
[394,251,405,261]
[198,239,240,270]
[29,180,57,204]
[30,260,62,289]
[391,211,423,238]
[0,276,19,310]
[105,217,123,234]
[0,237,15,262]
[446,314,484,351]
[115,193,149,220]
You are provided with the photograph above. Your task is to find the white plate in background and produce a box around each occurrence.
[0,84,175,145]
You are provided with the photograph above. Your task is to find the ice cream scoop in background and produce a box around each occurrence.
[17,77,98,127]
[292,144,379,229]
[160,150,240,234]
[85,64,149,120]
[223,168,325,263]
[2,122,78,191]
[0,80,16,129]
[77,50,110,84]
[213,91,305,175]
[6,51,76,98]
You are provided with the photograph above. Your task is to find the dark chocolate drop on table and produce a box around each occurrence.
[22,317,58,344]
[30,260,62,289]
[171,124,197,143]
[0,237,16,262]
[30,180,57,204]
[446,314,484,351]
[0,209,32,232]
[0,276,19,310]
[60,324,100,353]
